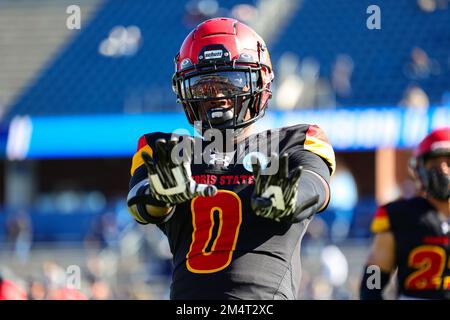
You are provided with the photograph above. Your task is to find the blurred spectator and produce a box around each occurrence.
[230,4,258,23]
[298,57,323,108]
[274,52,303,110]
[54,189,83,213]
[89,278,112,300]
[398,85,430,109]
[331,55,354,98]
[184,0,226,28]
[0,273,27,300]
[404,47,440,80]
[417,0,449,12]
[320,245,350,299]
[6,209,32,263]
[275,73,304,110]
[418,0,438,12]
[27,276,47,300]
[311,276,334,300]
[315,78,336,108]
[48,287,87,300]
[42,261,66,291]
[98,25,142,58]
[275,53,336,109]
[42,261,87,300]
[410,47,431,78]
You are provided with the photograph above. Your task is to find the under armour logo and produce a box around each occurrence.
[208,151,234,168]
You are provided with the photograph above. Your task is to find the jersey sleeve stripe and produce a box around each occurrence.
[137,135,148,150]
[303,135,336,175]
[370,207,391,233]
[130,144,153,176]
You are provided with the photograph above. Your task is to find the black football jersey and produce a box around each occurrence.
[129,124,335,299]
[371,197,450,299]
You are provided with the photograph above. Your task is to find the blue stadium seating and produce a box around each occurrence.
[6,0,247,117]
[269,0,450,106]
[6,0,450,117]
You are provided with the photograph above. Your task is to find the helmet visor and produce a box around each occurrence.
[181,71,257,100]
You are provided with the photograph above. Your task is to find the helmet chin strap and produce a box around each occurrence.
[195,121,244,144]
[200,95,253,132]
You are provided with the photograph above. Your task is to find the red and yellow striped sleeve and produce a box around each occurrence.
[304,125,336,175]
[130,135,153,176]
[370,206,391,233]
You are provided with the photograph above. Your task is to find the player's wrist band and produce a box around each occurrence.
[127,180,170,207]
[127,180,173,224]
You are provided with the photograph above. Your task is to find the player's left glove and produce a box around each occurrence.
[251,153,303,222]
[141,136,217,206]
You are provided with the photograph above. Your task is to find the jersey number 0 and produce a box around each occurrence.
[187,190,242,274]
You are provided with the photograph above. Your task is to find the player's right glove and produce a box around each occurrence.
[251,153,319,222]
[142,136,217,207]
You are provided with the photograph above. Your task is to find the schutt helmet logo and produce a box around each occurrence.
[204,50,223,60]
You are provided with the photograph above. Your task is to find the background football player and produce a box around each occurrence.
[360,127,450,300]
[127,17,335,300]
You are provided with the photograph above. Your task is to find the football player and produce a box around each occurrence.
[360,127,450,300]
[127,17,335,299]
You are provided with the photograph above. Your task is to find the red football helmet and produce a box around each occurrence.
[410,127,450,200]
[172,17,274,131]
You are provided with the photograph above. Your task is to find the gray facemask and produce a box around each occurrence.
[424,167,450,200]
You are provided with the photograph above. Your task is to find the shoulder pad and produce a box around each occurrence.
[370,206,391,233]
[304,125,336,175]
[130,132,173,176]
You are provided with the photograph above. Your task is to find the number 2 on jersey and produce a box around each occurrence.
[187,190,242,274]
[405,245,450,290]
